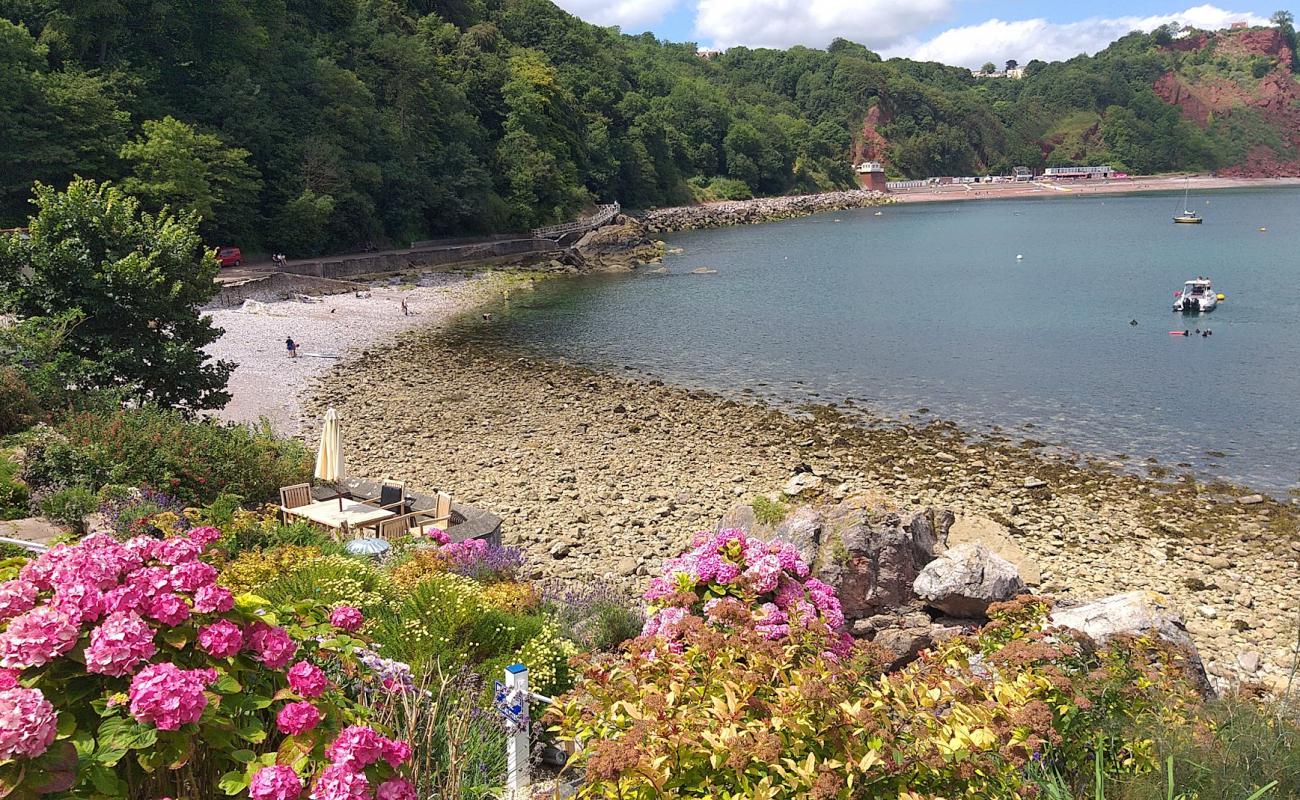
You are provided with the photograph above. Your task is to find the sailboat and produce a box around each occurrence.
[1173,179,1203,224]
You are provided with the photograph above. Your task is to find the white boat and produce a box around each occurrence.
[1173,278,1218,313]
[1173,179,1203,223]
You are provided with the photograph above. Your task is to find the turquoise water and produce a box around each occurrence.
[461,189,1300,492]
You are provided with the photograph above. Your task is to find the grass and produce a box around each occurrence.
[751,495,790,526]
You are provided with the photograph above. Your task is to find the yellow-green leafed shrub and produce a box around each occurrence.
[259,553,396,615]
[390,548,449,592]
[218,544,325,594]
[369,572,575,696]
[548,597,1203,800]
[504,619,577,697]
[480,580,540,613]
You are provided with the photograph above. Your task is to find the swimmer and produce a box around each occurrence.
[1129,319,1138,326]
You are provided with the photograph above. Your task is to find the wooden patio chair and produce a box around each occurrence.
[279,483,312,523]
[359,479,408,514]
[375,515,412,542]
[404,492,453,538]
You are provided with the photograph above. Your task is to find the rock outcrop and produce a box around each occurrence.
[1051,591,1212,695]
[570,215,664,271]
[913,542,1027,617]
[640,190,890,233]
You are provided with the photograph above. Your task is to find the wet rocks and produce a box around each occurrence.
[913,542,1027,618]
[640,190,890,233]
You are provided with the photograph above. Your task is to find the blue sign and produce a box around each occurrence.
[493,681,525,726]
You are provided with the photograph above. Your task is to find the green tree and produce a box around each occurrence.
[0,179,233,411]
[981,62,996,75]
[119,116,262,244]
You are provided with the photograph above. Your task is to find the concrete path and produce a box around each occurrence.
[0,517,62,550]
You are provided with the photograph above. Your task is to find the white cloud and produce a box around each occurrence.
[693,0,953,50]
[898,5,1271,68]
[552,0,682,31]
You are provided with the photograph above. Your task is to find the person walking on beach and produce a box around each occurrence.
[286,337,298,358]
[400,297,410,316]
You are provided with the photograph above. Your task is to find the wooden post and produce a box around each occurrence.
[505,663,530,800]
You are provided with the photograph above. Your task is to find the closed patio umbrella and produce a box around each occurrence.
[314,408,346,505]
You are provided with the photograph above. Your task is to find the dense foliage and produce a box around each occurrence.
[2,2,1296,255]
[0,180,232,411]
[0,527,416,800]
[18,406,311,507]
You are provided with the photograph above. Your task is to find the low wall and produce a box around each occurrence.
[207,273,365,309]
[281,239,561,280]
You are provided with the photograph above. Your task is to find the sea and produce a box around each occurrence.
[455,188,1300,494]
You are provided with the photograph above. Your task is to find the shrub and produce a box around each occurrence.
[0,366,41,435]
[439,539,524,583]
[369,573,574,696]
[363,665,506,800]
[751,495,789,525]
[0,453,29,521]
[219,545,327,595]
[0,528,414,798]
[210,506,335,559]
[23,406,311,505]
[390,549,448,592]
[260,555,396,617]
[642,528,851,656]
[96,486,190,538]
[33,486,97,534]
[480,581,541,613]
[549,583,1202,799]
[544,582,643,653]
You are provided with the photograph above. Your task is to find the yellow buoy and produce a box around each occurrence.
[1259,227,1268,232]
[1217,293,1225,301]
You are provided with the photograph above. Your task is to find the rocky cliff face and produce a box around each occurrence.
[1155,27,1300,177]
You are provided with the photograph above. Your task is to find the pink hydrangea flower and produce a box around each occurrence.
[146,593,190,627]
[376,779,416,800]
[249,766,303,800]
[742,553,782,594]
[287,661,328,698]
[52,582,105,624]
[125,566,173,599]
[128,663,215,731]
[0,606,81,669]
[169,561,217,593]
[154,536,201,566]
[186,526,222,548]
[0,669,17,690]
[381,738,413,768]
[198,620,244,658]
[0,579,37,622]
[276,701,322,735]
[310,764,370,800]
[103,583,147,615]
[325,725,386,768]
[426,528,450,545]
[0,686,57,761]
[329,606,364,632]
[246,622,297,669]
[85,611,156,677]
[192,584,234,614]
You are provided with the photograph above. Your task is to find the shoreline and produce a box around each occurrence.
[204,271,514,435]
[888,174,1300,204]
[299,313,1300,690]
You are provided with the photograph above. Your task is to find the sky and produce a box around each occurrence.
[549,1,1278,68]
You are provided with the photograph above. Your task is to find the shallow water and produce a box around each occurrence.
[456,188,1300,493]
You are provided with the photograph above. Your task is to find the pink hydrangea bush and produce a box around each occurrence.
[641,528,852,656]
[0,528,411,797]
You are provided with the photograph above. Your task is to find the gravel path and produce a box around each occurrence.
[205,273,503,435]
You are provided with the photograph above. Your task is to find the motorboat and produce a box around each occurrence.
[1173,278,1219,313]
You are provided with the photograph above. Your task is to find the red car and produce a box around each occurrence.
[214,246,243,268]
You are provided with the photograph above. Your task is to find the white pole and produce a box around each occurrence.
[505,663,530,800]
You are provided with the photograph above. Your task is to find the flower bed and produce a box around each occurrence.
[0,527,413,799]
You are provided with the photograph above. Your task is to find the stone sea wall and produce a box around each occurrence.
[638,189,891,233]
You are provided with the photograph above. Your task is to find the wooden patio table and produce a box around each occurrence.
[283,499,396,532]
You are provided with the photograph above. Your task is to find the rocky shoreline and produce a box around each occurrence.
[306,322,1300,691]
[637,189,891,233]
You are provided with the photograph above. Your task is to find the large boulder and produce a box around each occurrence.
[815,507,951,620]
[945,514,1041,586]
[1050,591,1211,695]
[913,542,1026,618]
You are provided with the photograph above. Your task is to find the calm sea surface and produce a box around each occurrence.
[456,188,1300,493]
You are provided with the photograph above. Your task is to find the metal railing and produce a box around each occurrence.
[531,202,620,240]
